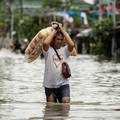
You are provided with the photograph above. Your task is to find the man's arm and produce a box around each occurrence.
[60,26,74,52]
[43,29,56,52]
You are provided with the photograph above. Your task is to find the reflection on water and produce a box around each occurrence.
[0,49,120,120]
[43,103,70,120]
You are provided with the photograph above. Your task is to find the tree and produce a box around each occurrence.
[42,0,63,10]
[92,17,113,58]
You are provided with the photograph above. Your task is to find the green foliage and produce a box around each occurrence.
[0,21,6,37]
[91,17,113,57]
[14,15,40,41]
[73,15,82,28]
[22,16,40,40]
[0,0,6,37]
[92,17,113,40]
[87,15,94,27]
[42,0,62,9]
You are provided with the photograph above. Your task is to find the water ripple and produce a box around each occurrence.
[0,49,120,120]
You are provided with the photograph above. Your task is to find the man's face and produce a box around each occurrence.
[54,34,63,49]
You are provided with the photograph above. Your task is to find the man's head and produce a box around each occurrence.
[51,31,64,49]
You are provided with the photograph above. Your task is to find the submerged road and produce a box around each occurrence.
[0,49,120,120]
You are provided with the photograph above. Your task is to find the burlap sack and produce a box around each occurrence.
[25,27,77,63]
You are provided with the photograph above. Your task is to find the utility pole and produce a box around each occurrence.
[113,0,116,27]
[18,0,23,43]
[99,0,104,20]
[4,0,13,48]
[112,0,117,61]
[4,0,12,37]
[11,3,14,43]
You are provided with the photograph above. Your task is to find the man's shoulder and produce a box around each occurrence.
[61,45,68,50]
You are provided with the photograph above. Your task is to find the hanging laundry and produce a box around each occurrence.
[80,12,88,25]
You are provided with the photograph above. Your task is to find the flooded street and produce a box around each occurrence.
[0,49,120,120]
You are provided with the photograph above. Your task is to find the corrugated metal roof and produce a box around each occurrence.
[12,0,93,16]
[13,0,42,9]
[13,0,92,9]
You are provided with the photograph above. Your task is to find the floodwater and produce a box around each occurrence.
[0,49,120,120]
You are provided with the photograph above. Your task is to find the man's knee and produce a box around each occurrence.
[62,97,70,103]
[47,94,55,102]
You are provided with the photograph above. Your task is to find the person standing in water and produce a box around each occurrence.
[42,22,74,103]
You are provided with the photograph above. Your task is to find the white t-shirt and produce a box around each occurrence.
[42,46,70,88]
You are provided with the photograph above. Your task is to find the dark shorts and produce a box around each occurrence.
[45,84,70,103]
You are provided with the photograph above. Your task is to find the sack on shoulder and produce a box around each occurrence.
[62,62,71,79]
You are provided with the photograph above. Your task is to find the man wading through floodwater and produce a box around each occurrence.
[42,22,74,103]
[26,22,74,103]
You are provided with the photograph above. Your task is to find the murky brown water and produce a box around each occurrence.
[0,49,120,120]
